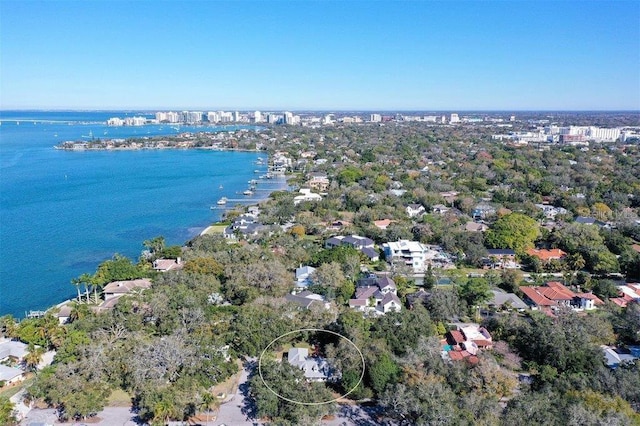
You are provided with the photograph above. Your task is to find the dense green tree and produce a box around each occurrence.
[459,277,492,307]
[485,213,540,253]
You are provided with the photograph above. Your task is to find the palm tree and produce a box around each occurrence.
[24,343,44,372]
[71,276,83,302]
[153,399,176,425]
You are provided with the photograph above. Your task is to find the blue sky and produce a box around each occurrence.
[1,0,638,110]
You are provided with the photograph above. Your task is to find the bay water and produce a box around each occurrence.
[0,111,278,318]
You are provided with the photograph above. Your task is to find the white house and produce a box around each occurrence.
[295,265,316,289]
[0,365,24,386]
[293,188,322,205]
[382,240,453,273]
[287,347,332,381]
[406,204,426,218]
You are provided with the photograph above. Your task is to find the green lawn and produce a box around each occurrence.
[0,377,34,399]
[201,224,227,235]
[107,388,132,406]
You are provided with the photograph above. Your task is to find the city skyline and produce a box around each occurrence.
[1,0,639,111]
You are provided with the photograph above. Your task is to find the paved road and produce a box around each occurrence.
[20,358,383,426]
[213,358,263,426]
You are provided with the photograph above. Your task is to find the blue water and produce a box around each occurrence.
[0,111,281,317]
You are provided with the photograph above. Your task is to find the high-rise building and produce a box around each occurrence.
[450,113,460,124]
[254,111,263,123]
[370,114,382,123]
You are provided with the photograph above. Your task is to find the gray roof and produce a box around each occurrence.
[0,340,28,360]
[489,289,528,310]
[361,247,379,259]
[0,364,24,382]
[486,249,516,256]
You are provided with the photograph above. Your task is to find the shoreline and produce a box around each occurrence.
[15,163,290,321]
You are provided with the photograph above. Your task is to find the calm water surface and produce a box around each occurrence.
[0,111,276,317]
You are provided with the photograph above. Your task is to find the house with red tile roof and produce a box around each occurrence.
[444,324,492,363]
[525,248,567,263]
[520,281,603,311]
[610,284,640,308]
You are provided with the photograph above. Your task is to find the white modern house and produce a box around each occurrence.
[382,240,453,273]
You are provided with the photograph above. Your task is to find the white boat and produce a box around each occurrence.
[243,189,253,196]
[217,197,228,205]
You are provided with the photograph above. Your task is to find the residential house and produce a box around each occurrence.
[325,220,351,232]
[287,347,333,381]
[472,203,496,220]
[349,275,402,315]
[308,175,330,192]
[610,284,640,308]
[0,365,25,386]
[575,216,606,227]
[439,191,459,204]
[487,289,528,310]
[535,204,568,220]
[0,339,28,363]
[602,345,640,368]
[432,204,450,215]
[285,291,329,310]
[465,222,489,232]
[373,219,392,230]
[293,188,322,205]
[295,265,316,289]
[406,203,427,218]
[153,257,183,272]
[223,213,266,240]
[484,249,518,269]
[520,281,603,311]
[444,324,493,363]
[325,235,379,261]
[383,240,454,273]
[103,278,152,301]
[525,248,567,263]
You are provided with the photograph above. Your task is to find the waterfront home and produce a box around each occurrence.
[308,175,330,192]
[153,257,184,272]
[0,339,28,363]
[103,278,152,301]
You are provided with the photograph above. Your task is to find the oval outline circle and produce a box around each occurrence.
[258,328,366,406]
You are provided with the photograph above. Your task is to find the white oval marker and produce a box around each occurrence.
[258,328,366,405]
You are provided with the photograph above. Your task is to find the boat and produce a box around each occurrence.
[217,197,228,205]
[219,184,223,189]
[243,189,254,196]
[254,170,260,173]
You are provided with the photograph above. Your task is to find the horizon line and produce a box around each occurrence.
[1,108,639,113]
